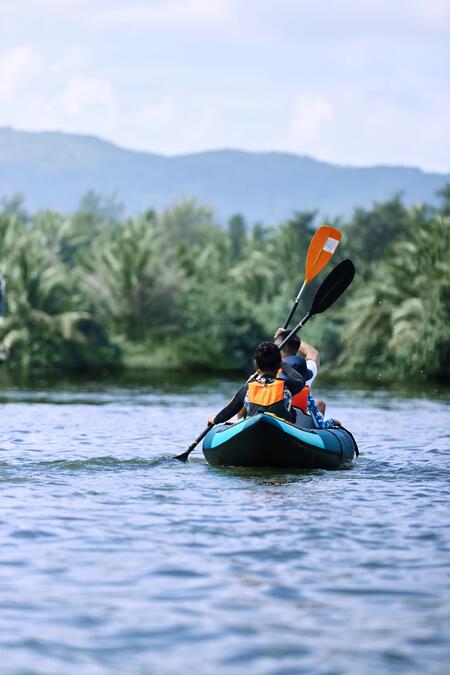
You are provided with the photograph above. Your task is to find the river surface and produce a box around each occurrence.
[0,375,449,675]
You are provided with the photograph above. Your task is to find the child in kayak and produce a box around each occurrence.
[208,342,306,425]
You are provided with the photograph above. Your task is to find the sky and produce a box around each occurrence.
[0,0,449,171]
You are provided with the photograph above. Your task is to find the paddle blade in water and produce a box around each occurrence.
[304,225,342,284]
[174,424,213,462]
[310,259,355,315]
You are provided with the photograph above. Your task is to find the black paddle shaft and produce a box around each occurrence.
[174,424,213,462]
[283,300,299,330]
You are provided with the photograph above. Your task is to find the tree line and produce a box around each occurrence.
[0,186,449,383]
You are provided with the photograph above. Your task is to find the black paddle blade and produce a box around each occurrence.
[174,450,190,462]
[174,441,197,461]
[174,424,213,462]
[310,259,355,316]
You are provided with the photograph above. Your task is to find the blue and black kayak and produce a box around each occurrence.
[202,413,358,469]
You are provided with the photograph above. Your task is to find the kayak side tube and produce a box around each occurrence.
[202,413,357,469]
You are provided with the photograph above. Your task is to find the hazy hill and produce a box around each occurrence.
[0,127,448,223]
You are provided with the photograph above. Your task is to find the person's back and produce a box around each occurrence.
[273,329,314,412]
[273,329,317,384]
[273,328,341,428]
[245,345,303,422]
[208,342,306,426]
[282,353,312,387]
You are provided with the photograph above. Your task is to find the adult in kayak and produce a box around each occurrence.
[273,328,340,428]
[273,328,324,389]
[273,328,317,384]
[208,341,306,426]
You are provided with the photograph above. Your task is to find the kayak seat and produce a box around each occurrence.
[293,407,318,429]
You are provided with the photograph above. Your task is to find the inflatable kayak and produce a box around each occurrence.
[202,412,358,469]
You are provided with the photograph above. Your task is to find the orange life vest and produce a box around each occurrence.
[291,385,310,413]
[246,370,292,421]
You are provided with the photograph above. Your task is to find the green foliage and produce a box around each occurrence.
[227,214,247,261]
[339,204,450,382]
[0,196,119,374]
[0,184,448,382]
[437,183,450,216]
[344,195,410,273]
[176,284,266,371]
[270,211,316,296]
[83,214,181,340]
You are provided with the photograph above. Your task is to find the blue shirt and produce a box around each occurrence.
[283,355,313,382]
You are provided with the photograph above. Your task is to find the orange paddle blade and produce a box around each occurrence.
[304,225,342,284]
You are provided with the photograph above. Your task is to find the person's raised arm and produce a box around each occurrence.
[298,340,320,369]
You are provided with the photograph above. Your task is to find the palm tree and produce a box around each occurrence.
[340,209,450,381]
[0,211,117,371]
[82,215,182,340]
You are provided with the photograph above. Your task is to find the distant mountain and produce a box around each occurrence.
[0,127,448,223]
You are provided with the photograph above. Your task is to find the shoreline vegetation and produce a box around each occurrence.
[0,186,449,384]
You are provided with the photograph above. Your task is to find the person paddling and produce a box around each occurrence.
[273,328,340,428]
[273,328,316,383]
[208,342,306,426]
[177,259,355,462]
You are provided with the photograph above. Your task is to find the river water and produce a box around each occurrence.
[0,375,449,675]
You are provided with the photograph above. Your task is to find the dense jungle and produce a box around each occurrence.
[0,185,449,383]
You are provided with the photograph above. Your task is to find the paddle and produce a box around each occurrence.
[174,424,214,462]
[279,259,356,349]
[283,225,341,329]
[175,259,355,462]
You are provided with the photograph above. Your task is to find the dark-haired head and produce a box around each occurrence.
[253,341,282,374]
[274,329,300,356]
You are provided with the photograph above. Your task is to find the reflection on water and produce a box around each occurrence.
[0,375,449,674]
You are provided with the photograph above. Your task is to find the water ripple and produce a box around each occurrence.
[0,381,448,674]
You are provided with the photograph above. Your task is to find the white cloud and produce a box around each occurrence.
[135,99,177,128]
[97,0,228,26]
[1,0,90,11]
[117,93,222,154]
[0,45,41,101]
[291,94,334,144]
[57,76,116,117]
[412,0,450,29]
[285,81,450,172]
[0,1,448,172]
